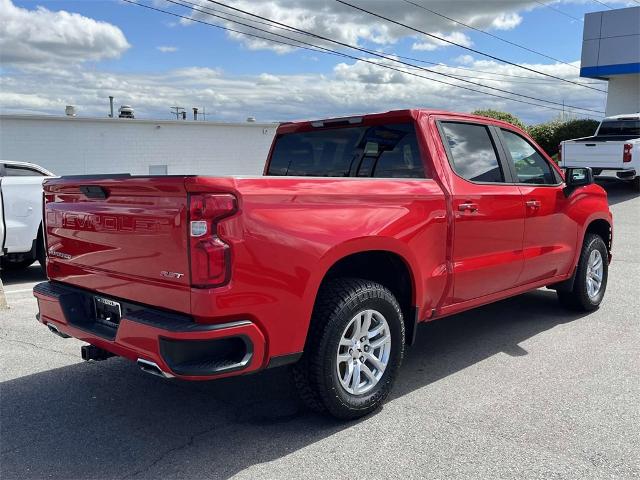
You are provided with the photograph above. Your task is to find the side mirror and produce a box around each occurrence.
[563,167,594,196]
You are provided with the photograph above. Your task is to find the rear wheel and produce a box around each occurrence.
[292,278,405,419]
[557,233,608,311]
[632,176,640,193]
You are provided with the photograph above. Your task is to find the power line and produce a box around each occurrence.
[533,1,583,22]
[124,0,603,116]
[591,0,614,9]
[121,0,333,54]
[381,53,603,83]
[400,0,579,70]
[335,0,605,93]
[199,0,605,112]
[395,56,604,84]
[183,0,599,84]
[408,69,604,86]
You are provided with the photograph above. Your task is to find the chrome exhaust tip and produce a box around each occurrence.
[47,322,71,339]
[137,358,172,378]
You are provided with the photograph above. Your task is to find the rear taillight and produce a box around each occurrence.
[558,143,562,163]
[188,193,237,288]
[623,143,632,163]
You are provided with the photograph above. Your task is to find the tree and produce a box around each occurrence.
[471,109,526,131]
[527,119,600,157]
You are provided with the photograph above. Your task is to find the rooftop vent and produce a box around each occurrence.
[119,105,134,119]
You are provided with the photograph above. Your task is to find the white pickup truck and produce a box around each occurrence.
[0,161,54,273]
[560,113,640,191]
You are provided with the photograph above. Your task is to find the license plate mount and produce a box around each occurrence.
[94,296,122,328]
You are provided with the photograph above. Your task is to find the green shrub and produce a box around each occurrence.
[471,109,526,131]
[527,119,600,156]
[470,109,600,158]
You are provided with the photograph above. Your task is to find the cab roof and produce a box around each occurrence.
[277,109,526,134]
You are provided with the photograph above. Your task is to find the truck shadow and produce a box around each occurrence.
[597,177,638,206]
[1,289,590,479]
[0,264,46,285]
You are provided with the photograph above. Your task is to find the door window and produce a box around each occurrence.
[4,165,46,177]
[440,122,504,183]
[500,129,557,185]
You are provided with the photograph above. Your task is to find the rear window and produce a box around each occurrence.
[266,123,426,178]
[597,119,640,137]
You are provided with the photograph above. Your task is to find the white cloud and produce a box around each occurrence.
[412,32,473,52]
[0,58,606,125]
[491,13,523,30]
[257,73,281,85]
[157,46,178,53]
[0,0,608,125]
[454,55,476,65]
[0,0,130,65]
[184,0,542,53]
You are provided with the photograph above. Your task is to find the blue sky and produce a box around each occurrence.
[1,0,636,123]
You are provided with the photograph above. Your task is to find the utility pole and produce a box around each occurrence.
[170,106,185,120]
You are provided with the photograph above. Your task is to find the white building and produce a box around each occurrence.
[0,114,278,176]
[580,6,640,116]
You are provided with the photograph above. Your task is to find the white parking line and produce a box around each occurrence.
[5,288,36,295]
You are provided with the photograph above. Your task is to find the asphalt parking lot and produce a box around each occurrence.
[1,179,638,480]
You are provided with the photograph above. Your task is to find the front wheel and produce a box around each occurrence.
[557,233,608,311]
[292,278,405,420]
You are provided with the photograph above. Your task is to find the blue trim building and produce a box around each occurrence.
[580,6,640,116]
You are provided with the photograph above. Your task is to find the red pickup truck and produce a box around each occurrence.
[34,109,612,419]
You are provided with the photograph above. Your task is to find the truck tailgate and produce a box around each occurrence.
[563,141,624,169]
[43,176,191,313]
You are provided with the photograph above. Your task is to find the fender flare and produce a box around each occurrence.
[297,237,423,347]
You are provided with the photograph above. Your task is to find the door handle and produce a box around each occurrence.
[458,202,478,212]
[526,200,541,209]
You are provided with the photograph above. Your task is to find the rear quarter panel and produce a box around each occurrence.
[187,176,447,358]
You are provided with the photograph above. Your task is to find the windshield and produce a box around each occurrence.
[597,119,640,137]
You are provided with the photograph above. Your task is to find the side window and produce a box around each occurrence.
[500,129,557,185]
[5,165,46,177]
[441,122,504,183]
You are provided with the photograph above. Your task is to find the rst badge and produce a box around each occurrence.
[161,271,184,279]
[48,250,72,260]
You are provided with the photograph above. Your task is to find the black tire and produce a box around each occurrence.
[632,176,640,193]
[36,227,47,275]
[292,278,405,420]
[557,233,608,311]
